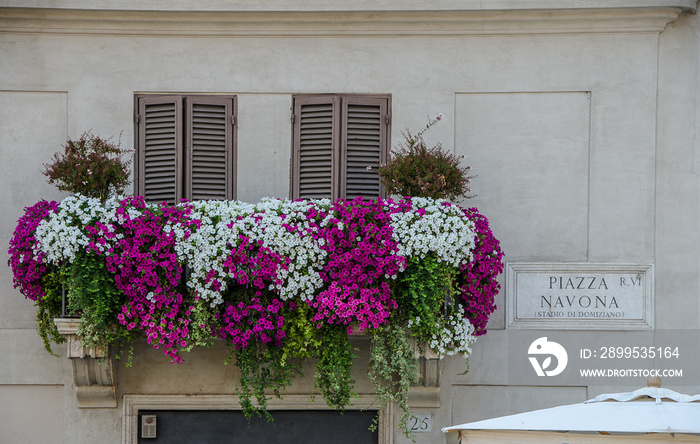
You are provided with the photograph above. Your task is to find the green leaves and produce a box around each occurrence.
[377,115,473,201]
[36,266,67,356]
[234,343,299,422]
[315,325,356,411]
[281,303,322,363]
[393,255,458,345]
[368,322,418,440]
[67,251,134,353]
[42,131,131,203]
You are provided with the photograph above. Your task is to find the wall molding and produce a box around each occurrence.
[0,7,691,37]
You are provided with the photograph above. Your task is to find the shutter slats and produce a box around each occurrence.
[145,125,178,134]
[139,97,181,204]
[292,95,389,200]
[143,169,177,178]
[188,97,233,201]
[143,158,176,168]
[300,150,333,158]
[296,100,335,199]
[300,156,333,164]
[301,132,334,139]
[191,168,226,175]
[301,172,334,179]
[343,100,386,200]
[137,95,235,203]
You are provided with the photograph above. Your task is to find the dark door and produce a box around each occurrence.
[138,410,378,444]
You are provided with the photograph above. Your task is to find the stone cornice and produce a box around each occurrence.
[0,6,692,36]
[0,0,697,12]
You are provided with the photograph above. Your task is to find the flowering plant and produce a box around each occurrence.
[7,199,64,354]
[7,194,503,436]
[42,131,131,203]
[377,114,474,201]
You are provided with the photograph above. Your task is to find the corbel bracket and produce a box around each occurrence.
[54,318,117,408]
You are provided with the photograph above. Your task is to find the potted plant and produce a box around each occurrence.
[377,114,474,202]
[43,131,131,203]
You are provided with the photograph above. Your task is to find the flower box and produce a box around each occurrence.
[9,195,503,433]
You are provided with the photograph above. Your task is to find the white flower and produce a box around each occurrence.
[389,197,476,269]
[425,304,476,358]
[175,198,330,304]
[35,194,119,263]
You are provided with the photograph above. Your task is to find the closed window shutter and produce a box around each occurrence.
[341,96,388,200]
[186,96,236,201]
[137,95,183,204]
[292,96,339,200]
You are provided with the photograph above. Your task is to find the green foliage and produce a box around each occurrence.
[315,325,356,411]
[378,115,474,201]
[281,303,322,363]
[368,321,418,440]
[393,255,458,345]
[42,131,131,202]
[186,299,217,350]
[37,267,67,356]
[234,343,300,422]
[281,306,357,412]
[67,251,135,352]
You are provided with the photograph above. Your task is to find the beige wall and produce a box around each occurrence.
[1,3,700,443]
[0,385,64,444]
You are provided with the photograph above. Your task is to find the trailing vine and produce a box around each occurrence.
[368,321,418,439]
[280,302,322,363]
[233,342,299,421]
[36,267,65,356]
[315,325,356,411]
[393,254,457,346]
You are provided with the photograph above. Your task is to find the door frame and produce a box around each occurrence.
[122,394,393,444]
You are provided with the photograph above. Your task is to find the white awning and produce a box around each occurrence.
[443,387,700,435]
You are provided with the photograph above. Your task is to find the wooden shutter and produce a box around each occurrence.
[292,96,340,200]
[186,96,236,201]
[341,96,389,200]
[136,95,183,204]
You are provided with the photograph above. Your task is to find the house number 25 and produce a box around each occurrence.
[409,414,432,432]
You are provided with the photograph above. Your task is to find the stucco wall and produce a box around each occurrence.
[1,3,700,443]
